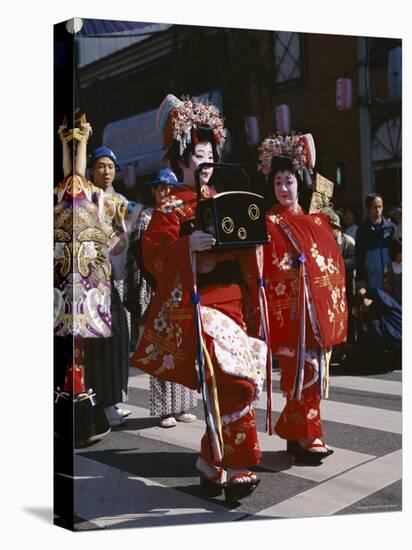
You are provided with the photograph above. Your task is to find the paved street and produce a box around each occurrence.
[66,365,402,530]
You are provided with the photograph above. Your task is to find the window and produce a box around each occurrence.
[273,31,304,87]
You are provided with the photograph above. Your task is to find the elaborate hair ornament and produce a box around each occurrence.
[156,94,227,156]
[257,132,316,177]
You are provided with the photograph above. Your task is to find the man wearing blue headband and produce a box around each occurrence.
[75,124,132,428]
[88,146,121,192]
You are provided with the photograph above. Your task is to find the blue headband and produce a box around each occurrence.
[89,146,121,171]
[147,168,179,188]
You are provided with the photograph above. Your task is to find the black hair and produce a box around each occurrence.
[166,125,220,180]
[268,155,296,180]
[266,155,312,212]
[365,192,383,210]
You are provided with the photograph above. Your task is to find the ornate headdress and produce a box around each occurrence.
[257,132,316,178]
[156,94,227,156]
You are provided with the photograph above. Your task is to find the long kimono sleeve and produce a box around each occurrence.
[143,208,184,275]
[130,204,199,390]
[237,246,262,338]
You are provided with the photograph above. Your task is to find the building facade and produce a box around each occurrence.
[74,22,401,213]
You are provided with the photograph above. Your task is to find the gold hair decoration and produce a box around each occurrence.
[158,94,227,156]
[257,132,316,177]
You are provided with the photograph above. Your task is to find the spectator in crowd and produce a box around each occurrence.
[328,210,357,355]
[329,211,356,290]
[393,206,402,243]
[342,207,358,241]
[124,168,198,428]
[384,238,402,305]
[356,193,395,293]
[75,126,131,428]
[353,286,401,372]
[334,206,344,219]
[392,206,402,226]
[386,205,397,224]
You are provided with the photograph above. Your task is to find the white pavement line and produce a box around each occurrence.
[129,369,402,396]
[129,373,401,434]
[255,393,402,434]
[329,375,402,396]
[74,455,243,528]
[266,371,402,397]
[257,432,374,483]
[121,403,374,483]
[251,450,402,518]
[306,398,401,434]
[128,373,150,390]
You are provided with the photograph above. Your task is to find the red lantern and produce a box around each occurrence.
[275,104,291,133]
[244,116,260,146]
[336,78,352,111]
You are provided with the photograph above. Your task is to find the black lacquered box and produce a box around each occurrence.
[198,190,268,248]
[196,163,268,249]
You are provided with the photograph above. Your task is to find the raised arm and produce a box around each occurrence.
[74,116,93,177]
[57,118,72,178]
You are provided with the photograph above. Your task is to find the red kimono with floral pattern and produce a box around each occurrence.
[130,185,267,467]
[264,204,347,440]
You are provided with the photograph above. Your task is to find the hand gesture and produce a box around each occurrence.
[57,118,70,143]
[73,116,93,143]
[189,230,216,252]
[79,119,93,141]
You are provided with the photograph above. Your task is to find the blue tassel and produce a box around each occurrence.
[292,253,307,267]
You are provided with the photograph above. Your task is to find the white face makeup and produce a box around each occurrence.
[92,157,116,190]
[273,170,299,209]
[181,142,214,187]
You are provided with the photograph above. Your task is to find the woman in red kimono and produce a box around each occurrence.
[131,95,267,502]
[258,134,347,465]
